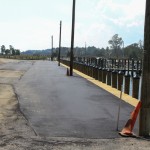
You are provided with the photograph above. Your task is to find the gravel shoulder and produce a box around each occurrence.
[0,58,149,150]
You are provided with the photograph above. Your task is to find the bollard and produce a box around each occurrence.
[112,70,118,88]
[93,66,95,78]
[139,59,142,76]
[98,68,102,81]
[82,63,84,73]
[124,73,130,94]
[107,69,112,86]
[66,68,70,76]
[132,74,140,99]
[89,65,93,77]
[87,64,90,76]
[92,65,95,78]
[81,63,84,73]
[84,63,87,75]
[88,64,91,76]
[118,71,124,91]
[102,69,107,83]
[76,62,78,70]
[80,63,83,73]
[95,66,99,80]
[77,62,80,71]
[83,63,86,74]
[74,62,76,70]
[80,63,82,72]
[131,59,134,77]
[79,63,81,72]
[85,63,88,74]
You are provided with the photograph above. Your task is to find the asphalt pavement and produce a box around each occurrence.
[15,60,138,139]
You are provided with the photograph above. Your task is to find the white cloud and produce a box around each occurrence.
[0,0,146,50]
[96,0,145,27]
[87,26,113,48]
[127,21,143,28]
[74,22,114,48]
[0,18,73,51]
[124,0,145,20]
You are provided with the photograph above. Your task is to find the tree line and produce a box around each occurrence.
[51,34,144,59]
[60,34,143,59]
[1,45,20,55]
[13,33,144,60]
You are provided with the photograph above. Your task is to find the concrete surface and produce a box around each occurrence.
[0,59,148,150]
[15,61,138,139]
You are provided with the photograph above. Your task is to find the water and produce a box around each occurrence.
[106,74,142,100]
[126,77,142,100]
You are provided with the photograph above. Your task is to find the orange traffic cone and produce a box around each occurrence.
[66,68,70,76]
[119,101,141,137]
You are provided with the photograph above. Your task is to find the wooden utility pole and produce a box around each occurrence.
[85,42,87,56]
[139,0,150,136]
[70,0,76,76]
[51,35,53,61]
[122,41,124,59]
[58,21,62,66]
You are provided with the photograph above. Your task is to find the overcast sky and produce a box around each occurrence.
[0,0,146,51]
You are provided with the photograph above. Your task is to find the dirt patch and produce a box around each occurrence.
[0,58,24,78]
[0,84,18,120]
[0,58,19,64]
[0,70,24,78]
[0,84,37,145]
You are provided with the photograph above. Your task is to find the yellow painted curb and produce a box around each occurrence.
[60,63,139,107]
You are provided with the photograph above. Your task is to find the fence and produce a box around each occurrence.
[60,57,142,100]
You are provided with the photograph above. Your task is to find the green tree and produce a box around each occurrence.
[9,45,15,55]
[5,49,10,55]
[108,34,123,59]
[124,43,142,59]
[138,40,144,59]
[124,43,137,59]
[105,46,111,58]
[15,49,20,55]
[1,45,6,55]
